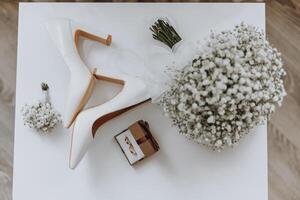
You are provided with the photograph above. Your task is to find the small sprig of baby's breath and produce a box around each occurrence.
[150,19,182,49]
[21,82,61,133]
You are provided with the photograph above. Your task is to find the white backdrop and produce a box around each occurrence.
[14,3,267,200]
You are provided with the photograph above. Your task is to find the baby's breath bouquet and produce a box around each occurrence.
[21,83,61,133]
[160,23,286,150]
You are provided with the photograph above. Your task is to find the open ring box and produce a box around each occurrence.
[115,120,159,166]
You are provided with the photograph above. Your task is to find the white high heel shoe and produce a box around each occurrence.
[46,18,112,128]
[69,72,151,169]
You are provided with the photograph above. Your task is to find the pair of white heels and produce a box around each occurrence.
[46,19,151,169]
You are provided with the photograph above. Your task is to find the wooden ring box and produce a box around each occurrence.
[115,120,159,165]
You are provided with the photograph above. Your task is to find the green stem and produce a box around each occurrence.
[150,19,182,49]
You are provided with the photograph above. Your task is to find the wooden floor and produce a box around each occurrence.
[0,1,299,200]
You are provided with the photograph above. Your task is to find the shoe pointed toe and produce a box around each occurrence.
[69,112,94,169]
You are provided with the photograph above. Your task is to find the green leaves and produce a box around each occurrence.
[41,82,49,91]
[150,19,182,49]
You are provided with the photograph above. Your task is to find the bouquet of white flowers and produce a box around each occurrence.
[160,23,286,150]
[21,83,61,133]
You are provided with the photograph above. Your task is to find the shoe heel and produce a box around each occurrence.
[74,30,112,47]
[69,20,112,47]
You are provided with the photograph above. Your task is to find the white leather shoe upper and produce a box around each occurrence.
[46,19,94,128]
[69,75,150,169]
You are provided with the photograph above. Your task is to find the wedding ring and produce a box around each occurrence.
[124,136,137,156]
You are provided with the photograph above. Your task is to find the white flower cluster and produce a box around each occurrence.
[161,23,286,150]
[21,101,61,133]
